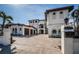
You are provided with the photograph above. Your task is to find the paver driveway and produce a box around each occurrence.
[12,34,61,54]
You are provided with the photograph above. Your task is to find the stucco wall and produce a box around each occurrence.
[47,9,69,37]
[10,25,24,35]
[61,25,79,54]
[61,25,73,54]
[73,39,79,53]
[29,20,46,34]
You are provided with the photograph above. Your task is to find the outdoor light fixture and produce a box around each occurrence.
[64,18,69,25]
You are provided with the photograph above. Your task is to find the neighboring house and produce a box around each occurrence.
[7,23,37,36]
[45,6,74,37]
[29,19,47,34]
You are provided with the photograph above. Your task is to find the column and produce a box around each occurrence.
[44,29,45,34]
[61,25,73,54]
[32,29,34,35]
[29,29,31,36]
[22,27,25,36]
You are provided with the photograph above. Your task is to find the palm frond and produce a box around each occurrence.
[6,16,13,21]
[7,19,12,23]
[0,11,5,17]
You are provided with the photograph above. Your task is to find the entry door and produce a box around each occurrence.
[24,28,29,35]
[40,30,44,34]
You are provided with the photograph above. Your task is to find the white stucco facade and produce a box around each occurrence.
[61,25,79,54]
[10,25,25,36]
[45,6,74,37]
[47,10,68,37]
[10,24,36,36]
[29,19,46,34]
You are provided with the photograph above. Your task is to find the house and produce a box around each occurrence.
[29,19,47,34]
[45,6,74,37]
[7,23,37,37]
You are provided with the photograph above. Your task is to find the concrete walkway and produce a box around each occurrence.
[12,34,61,54]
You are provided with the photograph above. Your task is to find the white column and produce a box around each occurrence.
[61,25,73,54]
[29,29,31,36]
[22,27,24,36]
[57,29,59,36]
[32,29,34,35]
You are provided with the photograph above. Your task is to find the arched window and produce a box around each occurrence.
[60,11,63,14]
[12,28,14,32]
[15,28,17,33]
[52,30,57,34]
[58,29,61,34]
[53,12,56,15]
[20,28,22,31]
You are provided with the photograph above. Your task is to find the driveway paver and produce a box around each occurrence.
[12,34,61,54]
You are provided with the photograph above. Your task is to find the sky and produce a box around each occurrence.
[0,4,78,24]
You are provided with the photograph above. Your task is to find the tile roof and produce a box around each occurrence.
[45,6,74,14]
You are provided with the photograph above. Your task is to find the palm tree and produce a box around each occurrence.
[0,11,13,35]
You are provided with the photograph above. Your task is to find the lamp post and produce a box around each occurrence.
[64,18,69,25]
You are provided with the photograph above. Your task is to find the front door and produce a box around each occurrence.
[24,28,29,36]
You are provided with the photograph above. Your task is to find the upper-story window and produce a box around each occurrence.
[53,12,56,15]
[39,24,44,28]
[35,20,37,23]
[52,12,56,19]
[29,20,32,23]
[60,11,63,14]
[59,11,64,19]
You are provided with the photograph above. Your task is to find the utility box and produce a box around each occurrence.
[61,25,74,54]
[0,28,11,46]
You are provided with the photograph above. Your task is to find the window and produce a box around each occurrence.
[20,28,22,31]
[29,20,32,23]
[58,29,61,34]
[52,30,57,34]
[53,12,56,15]
[39,24,43,28]
[59,11,64,18]
[60,11,63,14]
[15,28,17,33]
[12,28,15,35]
[12,28,14,32]
[52,12,56,19]
[35,20,37,23]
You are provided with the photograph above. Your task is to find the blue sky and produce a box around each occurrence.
[0,4,78,24]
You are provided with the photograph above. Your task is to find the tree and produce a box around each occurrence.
[0,11,13,35]
[71,6,79,37]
